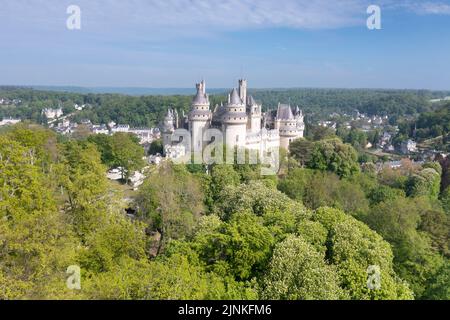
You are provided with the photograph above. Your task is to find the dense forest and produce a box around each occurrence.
[0,123,448,300]
[1,87,449,128]
[413,104,450,140]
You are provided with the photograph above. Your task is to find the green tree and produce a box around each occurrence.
[261,235,345,300]
[364,197,445,298]
[87,134,115,166]
[58,141,110,240]
[308,138,360,178]
[192,212,275,281]
[289,138,314,167]
[209,164,241,202]
[136,162,205,252]
[148,139,163,155]
[110,133,145,180]
[407,167,441,199]
[441,187,450,213]
[0,136,78,299]
[313,207,413,300]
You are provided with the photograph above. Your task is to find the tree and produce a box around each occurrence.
[407,167,441,199]
[363,197,445,298]
[58,141,110,240]
[149,139,163,155]
[313,207,414,300]
[277,168,313,202]
[421,259,450,300]
[289,138,313,167]
[87,134,115,166]
[0,136,78,299]
[441,187,450,213]
[261,235,345,300]
[136,162,205,252]
[192,212,274,281]
[209,164,241,202]
[215,180,305,222]
[308,138,360,178]
[419,208,450,257]
[346,128,368,150]
[110,133,145,180]
[82,252,258,300]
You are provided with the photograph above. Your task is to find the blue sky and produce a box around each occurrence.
[1,0,450,89]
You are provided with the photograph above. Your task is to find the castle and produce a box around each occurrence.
[162,79,305,160]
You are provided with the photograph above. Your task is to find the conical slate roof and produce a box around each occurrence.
[247,95,257,106]
[192,91,209,105]
[277,104,294,120]
[229,88,242,105]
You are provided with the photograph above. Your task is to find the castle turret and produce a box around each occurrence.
[247,95,261,133]
[162,108,175,155]
[275,103,304,150]
[295,107,305,137]
[222,87,248,148]
[189,80,211,156]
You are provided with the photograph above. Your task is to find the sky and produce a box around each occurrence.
[1,0,450,90]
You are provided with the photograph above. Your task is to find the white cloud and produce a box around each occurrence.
[1,0,449,39]
[409,1,450,15]
[0,0,372,31]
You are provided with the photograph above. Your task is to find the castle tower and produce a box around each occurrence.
[162,108,175,155]
[188,80,211,157]
[294,107,305,138]
[238,79,247,105]
[247,95,261,133]
[276,103,304,150]
[222,87,248,149]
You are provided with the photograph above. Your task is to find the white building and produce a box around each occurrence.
[401,139,418,154]
[106,168,123,180]
[0,118,21,126]
[111,124,130,133]
[162,79,304,159]
[43,108,63,119]
[92,124,109,135]
[74,104,88,111]
[129,128,155,144]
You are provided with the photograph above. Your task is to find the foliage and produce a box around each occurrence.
[148,139,163,155]
[308,138,360,178]
[136,162,205,251]
[0,123,448,300]
[261,235,345,300]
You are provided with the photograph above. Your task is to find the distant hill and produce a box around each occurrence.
[29,86,228,96]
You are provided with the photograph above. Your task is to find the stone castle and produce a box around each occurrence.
[162,79,305,159]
